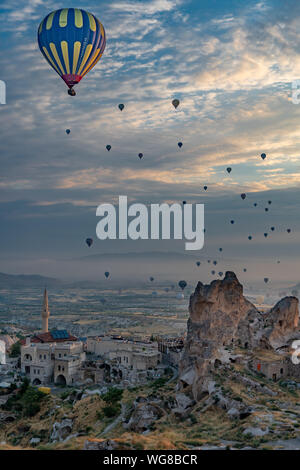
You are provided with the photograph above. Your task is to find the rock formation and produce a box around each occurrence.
[179,271,300,401]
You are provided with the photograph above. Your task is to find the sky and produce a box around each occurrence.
[0,0,300,287]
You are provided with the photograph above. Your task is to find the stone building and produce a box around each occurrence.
[158,336,184,367]
[20,289,85,386]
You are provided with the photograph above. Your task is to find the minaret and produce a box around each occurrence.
[41,288,50,333]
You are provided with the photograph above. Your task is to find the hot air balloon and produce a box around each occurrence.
[261,153,266,160]
[218,272,223,277]
[254,203,257,207]
[182,201,187,205]
[178,280,187,291]
[150,277,154,282]
[226,167,232,174]
[248,236,252,240]
[268,200,272,205]
[204,186,208,191]
[176,293,184,300]
[118,104,125,111]
[265,208,269,212]
[264,233,268,238]
[264,278,269,284]
[287,228,291,233]
[271,227,275,231]
[213,261,217,266]
[106,145,111,151]
[211,270,215,275]
[241,193,246,200]
[219,248,223,252]
[172,99,180,109]
[86,238,93,247]
[196,261,201,267]
[104,271,110,279]
[138,153,143,159]
[230,220,235,224]
[38,8,106,96]
[178,142,183,148]
[207,260,211,263]
[243,268,247,272]
[66,129,71,134]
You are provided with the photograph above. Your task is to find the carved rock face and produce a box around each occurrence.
[179,271,300,400]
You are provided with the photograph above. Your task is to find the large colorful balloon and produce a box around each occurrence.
[38,8,106,96]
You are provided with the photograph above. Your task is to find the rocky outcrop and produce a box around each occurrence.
[50,418,73,442]
[179,272,260,399]
[179,271,300,401]
[125,402,165,432]
[261,297,299,349]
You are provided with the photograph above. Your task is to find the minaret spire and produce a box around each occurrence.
[41,288,50,333]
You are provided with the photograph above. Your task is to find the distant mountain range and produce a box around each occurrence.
[0,272,62,289]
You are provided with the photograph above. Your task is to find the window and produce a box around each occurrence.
[59,353,61,358]
[39,355,42,360]
[44,355,46,359]
[58,365,61,371]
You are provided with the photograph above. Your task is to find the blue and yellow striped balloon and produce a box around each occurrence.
[38,8,106,95]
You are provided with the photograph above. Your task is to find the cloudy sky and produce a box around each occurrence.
[0,0,300,286]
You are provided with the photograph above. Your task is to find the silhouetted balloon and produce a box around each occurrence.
[183,201,187,205]
[268,201,272,205]
[271,227,275,231]
[119,104,125,111]
[264,278,269,283]
[265,208,269,212]
[172,99,180,109]
[207,260,211,263]
[178,142,183,148]
[211,270,215,275]
[86,238,93,247]
[106,145,111,151]
[264,233,268,238]
[219,248,223,252]
[178,280,187,291]
[218,272,223,277]
[226,167,232,174]
[230,220,235,224]
[261,153,266,160]
[254,203,257,207]
[248,236,252,240]
[66,129,70,134]
[204,186,208,191]
[243,268,247,272]
[104,271,110,279]
[287,229,291,233]
[150,277,154,282]
[176,293,184,300]
[138,153,143,159]
[241,193,246,200]
[213,260,217,266]
[196,261,201,267]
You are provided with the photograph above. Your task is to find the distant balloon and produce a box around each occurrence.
[271,227,275,232]
[241,193,246,200]
[106,145,111,152]
[218,272,223,277]
[152,291,158,297]
[172,99,180,109]
[268,201,272,205]
[104,271,110,279]
[243,268,247,272]
[176,292,184,300]
[230,220,235,224]
[213,261,217,266]
[226,167,232,174]
[248,236,252,240]
[207,260,211,263]
[254,203,257,207]
[178,142,183,148]
[119,104,125,111]
[138,153,143,159]
[204,186,208,191]
[178,280,187,291]
[219,248,223,252]
[86,238,93,247]
[264,233,268,238]
[66,129,71,134]
[211,270,215,275]
[264,278,269,284]
[287,229,291,233]
[182,201,187,205]
[265,208,269,212]
[150,277,154,282]
[196,261,201,267]
[261,153,267,160]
